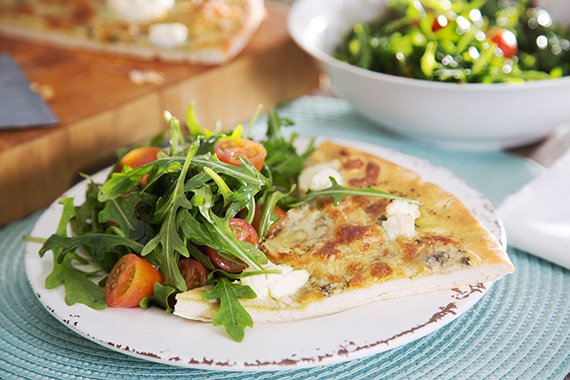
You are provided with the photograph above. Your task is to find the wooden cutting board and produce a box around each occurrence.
[0,2,320,226]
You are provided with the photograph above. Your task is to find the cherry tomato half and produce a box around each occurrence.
[213,139,267,171]
[205,218,259,273]
[178,258,209,290]
[119,146,163,185]
[105,254,164,308]
[489,29,518,59]
[251,204,287,237]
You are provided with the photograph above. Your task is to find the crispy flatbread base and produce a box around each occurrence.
[0,0,265,64]
[175,141,514,322]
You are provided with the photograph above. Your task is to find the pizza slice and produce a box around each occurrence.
[0,0,265,64]
[174,141,514,322]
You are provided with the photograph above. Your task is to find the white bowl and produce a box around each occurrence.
[288,0,570,150]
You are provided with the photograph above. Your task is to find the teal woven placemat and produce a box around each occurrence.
[1,97,568,379]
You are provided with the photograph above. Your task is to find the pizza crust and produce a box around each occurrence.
[175,264,508,322]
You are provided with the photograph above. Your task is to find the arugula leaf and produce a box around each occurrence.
[39,234,144,262]
[56,197,76,237]
[164,111,185,156]
[187,242,215,271]
[148,131,166,148]
[45,253,107,310]
[203,278,256,342]
[98,193,155,244]
[225,182,258,221]
[262,108,315,189]
[40,197,107,309]
[244,104,263,139]
[141,142,199,291]
[98,167,155,201]
[140,283,178,312]
[98,158,183,202]
[203,167,232,207]
[177,209,212,246]
[192,154,269,188]
[205,213,267,270]
[39,197,76,268]
[71,181,104,236]
[178,209,267,271]
[257,189,293,241]
[99,152,268,203]
[286,178,422,208]
[183,171,211,192]
[185,102,202,136]
[99,196,135,231]
[190,185,216,223]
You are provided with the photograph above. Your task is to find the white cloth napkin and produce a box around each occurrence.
[498,149,570,269]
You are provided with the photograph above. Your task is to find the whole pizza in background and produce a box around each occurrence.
[0,0,266,64]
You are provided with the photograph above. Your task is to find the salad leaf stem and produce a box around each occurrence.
[203,167,232,207]
[164,111,184,156]
[257,188,294,241]
[141,141,199,291]
[206,213,267,270]
[23,236,47,244]
[192,155,269,187]
[245,104,263,139]
[286,178,422,208]
[203,278,256,342]
[185,102,202,136]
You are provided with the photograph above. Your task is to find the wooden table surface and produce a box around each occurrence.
[2,0,568,227]
[0,1,320,226]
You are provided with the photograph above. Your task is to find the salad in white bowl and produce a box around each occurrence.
[288,0,570,150]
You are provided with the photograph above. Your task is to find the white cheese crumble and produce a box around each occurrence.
[382,199,421,241]
[107,0,175,23]
[240,262,309,299]
[298,160,343,192]
[148,23,189,48]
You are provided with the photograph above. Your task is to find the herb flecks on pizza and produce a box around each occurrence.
[0,0,265,64]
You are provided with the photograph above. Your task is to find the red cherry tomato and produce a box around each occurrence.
[431,15,448,32]
[105,254,163,308]
[251,204,287,236]
[178,258,209,290]
[489,29,518,58]
[213,139,267,171]
[206,218,259,273]
[119,146,163,185]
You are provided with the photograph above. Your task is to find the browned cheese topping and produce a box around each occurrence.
[262,144,481,303]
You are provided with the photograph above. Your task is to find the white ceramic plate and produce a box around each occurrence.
[25,138,505,371]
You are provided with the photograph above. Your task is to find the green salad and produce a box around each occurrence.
[335,0,570,83]
[32,106,416,341]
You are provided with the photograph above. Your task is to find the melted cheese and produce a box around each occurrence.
[298,160,343,192]
[240,262,309,299]
[382,199,421,240]
[261,142,499,305]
